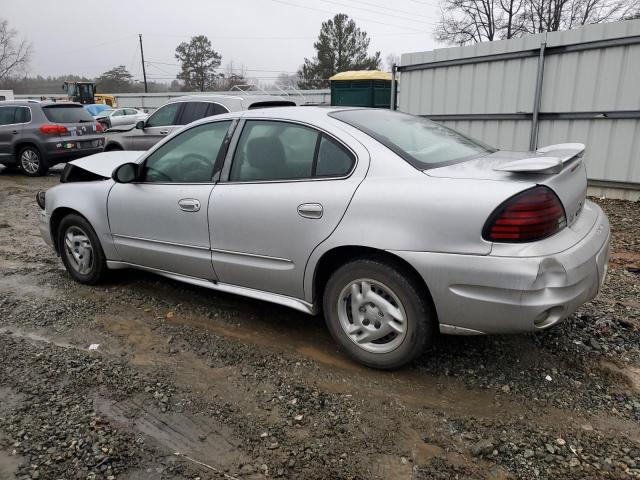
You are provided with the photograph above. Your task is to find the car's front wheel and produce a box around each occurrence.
[57,214,107,285]
[323,258,435,370]
[18,145,48,176]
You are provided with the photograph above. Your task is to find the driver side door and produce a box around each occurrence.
[108,120,233,279]
[133,102,184,150]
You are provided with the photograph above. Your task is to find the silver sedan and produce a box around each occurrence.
[96,107,148,130]
[38,107,610,369]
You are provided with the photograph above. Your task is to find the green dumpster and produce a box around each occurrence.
[329,70,392,108]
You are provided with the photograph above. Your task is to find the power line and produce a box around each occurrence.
[340,0,435,18]
[316,0,434,24]
[267,0,428,33]
[141,31,427,40]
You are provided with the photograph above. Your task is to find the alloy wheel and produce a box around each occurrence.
[337,278,408,354]
[20,149,40,175]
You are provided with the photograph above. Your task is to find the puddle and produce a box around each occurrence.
[0,327,75,350]
[95,396,247,474]
[0,273,56,298]
[601,361,640,393]
[0,448,23,479]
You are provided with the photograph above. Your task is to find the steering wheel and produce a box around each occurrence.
[181,153,211,170]
[144,166,172,182]
[179,153,212,181]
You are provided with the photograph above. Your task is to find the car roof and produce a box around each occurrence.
[187,105,363,127]
[168,94,297,111]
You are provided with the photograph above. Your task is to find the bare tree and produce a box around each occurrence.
[0,19,32,82]
[218,60,247,90]
[435,0,638,45]
[385,53,400,71]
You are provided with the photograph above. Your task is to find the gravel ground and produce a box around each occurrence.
[0,169,638,480]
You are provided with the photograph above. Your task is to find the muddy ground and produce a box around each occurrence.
[0,167,639,480]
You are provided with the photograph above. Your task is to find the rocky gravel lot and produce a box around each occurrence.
[0,169,639,479]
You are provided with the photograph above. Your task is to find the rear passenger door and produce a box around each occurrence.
[134,102,183,150]
[209,119,368,300]
[0,106,21,163]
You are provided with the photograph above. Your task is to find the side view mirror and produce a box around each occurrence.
[112,163,139,183]
[135,120,145,130]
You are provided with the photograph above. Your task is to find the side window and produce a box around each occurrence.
[316,136,355,177]
[0,107,16,126]
[15,107,31,123]
[145,103,182,128]
[209,103,229,116]
[141,121,231,183]
[112,109,124,117]
[230,120,319,182]
[125,109,138,115]
[178,102,211,125]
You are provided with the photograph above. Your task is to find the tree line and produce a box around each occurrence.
[2,2,639,94]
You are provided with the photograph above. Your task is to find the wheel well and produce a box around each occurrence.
[14,141,40,157]
[312,246,437,317]
[50,207,84,254]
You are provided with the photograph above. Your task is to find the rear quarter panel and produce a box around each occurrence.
[303,140,533,302]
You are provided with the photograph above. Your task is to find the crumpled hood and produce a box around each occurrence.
[68,151,144,178]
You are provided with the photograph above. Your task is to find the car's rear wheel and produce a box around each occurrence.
[57,214,107,285]
[323,258,435,369]
[19,145,48,176]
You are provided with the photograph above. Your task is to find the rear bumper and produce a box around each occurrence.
[393,200,610,334]
[43,137,104,165]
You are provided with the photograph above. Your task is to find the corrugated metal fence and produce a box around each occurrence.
[399,19,640,200]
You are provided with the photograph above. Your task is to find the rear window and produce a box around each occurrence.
[330,109,494,169]
[43,105,95,123]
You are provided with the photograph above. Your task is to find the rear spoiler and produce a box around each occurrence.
[494,143,585,174]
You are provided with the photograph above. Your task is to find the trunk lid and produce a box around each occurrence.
[425,144,588,227]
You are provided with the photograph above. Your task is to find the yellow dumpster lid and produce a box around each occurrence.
[329,70,392,81]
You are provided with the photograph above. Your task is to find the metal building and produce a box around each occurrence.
[398,19,640,200]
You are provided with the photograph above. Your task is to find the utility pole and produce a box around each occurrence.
[139,34,148,93]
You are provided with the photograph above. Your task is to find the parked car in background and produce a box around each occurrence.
[38,107,610,369]
[103,94,296,151]
[0,100,105,176]
[95,108,148,130]
[84,103,113,118]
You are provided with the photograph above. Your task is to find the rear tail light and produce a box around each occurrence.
[39,124,69,135]
[95,122,104,132]
[483,186,567,243]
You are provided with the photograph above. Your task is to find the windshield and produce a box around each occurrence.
[330,109,494,169]
[43,105,95,123]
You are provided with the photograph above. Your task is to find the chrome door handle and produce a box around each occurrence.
[297,203,323,219]
[178,198,201,212]
[159,130,169,135]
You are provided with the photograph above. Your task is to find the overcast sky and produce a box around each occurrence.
[0,0,440,84]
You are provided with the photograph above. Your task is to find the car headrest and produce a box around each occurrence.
[246,136,286,171]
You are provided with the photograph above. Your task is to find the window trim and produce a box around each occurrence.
[144,102,185,128]
[0,105,32,126]
[220,118,357,184]
[133,118,237,185]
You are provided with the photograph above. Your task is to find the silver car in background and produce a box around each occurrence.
[38,107,610,369]
[103,94,296,152]
[96,107,148,130]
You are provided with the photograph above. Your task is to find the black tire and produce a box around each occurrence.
[18,145,49,177]
[57,214,107,285]
[323,258,435,370]
[104,143,123,152]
